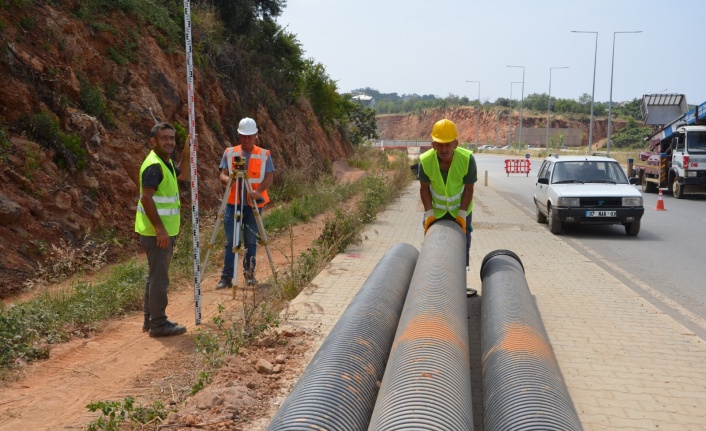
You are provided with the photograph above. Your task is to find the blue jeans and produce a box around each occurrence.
[222,203,260,280]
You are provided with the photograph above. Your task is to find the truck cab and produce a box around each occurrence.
[666,125,706,198]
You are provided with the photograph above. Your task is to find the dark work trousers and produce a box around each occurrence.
[466,211,473,267]
[141,235,175,328]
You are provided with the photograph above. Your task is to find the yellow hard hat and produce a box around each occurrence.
[431,119,458,143]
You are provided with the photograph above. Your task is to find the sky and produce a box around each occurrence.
[277,0,706,106]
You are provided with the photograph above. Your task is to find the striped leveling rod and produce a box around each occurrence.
[183,0,202,325]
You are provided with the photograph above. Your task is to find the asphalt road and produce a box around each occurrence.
[475,153,706,340]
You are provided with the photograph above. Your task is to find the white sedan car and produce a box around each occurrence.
[533,155,644,236]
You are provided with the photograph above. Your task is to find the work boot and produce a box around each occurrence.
[149,321,186,338]
[466,288,478,297]
[216,275,232,289]
[244,271,256,286]
[142,321,150,333]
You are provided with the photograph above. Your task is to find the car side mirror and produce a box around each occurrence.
[628,177,639,185]
[538,177,549,185]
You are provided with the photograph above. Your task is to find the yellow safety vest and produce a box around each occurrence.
[135,150,180,236]
[420,147,474,218]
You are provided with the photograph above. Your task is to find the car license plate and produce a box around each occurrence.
[586,210,616,217]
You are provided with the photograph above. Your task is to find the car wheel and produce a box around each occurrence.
[625,219,640,236]
[548,206,562,234]
[535,204,547,223]
[672,176,685,199]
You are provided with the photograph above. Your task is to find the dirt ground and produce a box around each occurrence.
[0,161,365,431]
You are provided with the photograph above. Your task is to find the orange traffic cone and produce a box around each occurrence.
[655,188,666,211]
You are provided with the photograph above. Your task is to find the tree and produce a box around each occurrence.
[212,0,286,36]
[612,98,642,121]
[610,118,652,148]
[578,93,593,106]
[347,105,379,146]
[247,19,304,101]
[302,60,341,129]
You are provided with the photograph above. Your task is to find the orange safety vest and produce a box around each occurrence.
[224,146,270,207]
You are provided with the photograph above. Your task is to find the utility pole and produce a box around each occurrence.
[495,108,500,147]
[466,80,481,151]
[508,65,525,151]
[571,31,598,153]
[547,67,569,150]
[607,30,642,156]
[508,81,523,147]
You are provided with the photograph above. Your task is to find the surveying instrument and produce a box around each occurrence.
[202,154,277,298]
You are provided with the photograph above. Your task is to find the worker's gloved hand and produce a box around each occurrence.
[422,210,436,233]
[455,210,468,232]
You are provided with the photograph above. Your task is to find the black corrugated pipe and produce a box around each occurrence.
[368,220,474,431]
[266,242,419,431]
[480,250,583,431]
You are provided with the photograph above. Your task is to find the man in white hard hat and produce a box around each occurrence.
[216,117,275,289]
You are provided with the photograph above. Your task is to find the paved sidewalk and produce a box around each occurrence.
[282,180,706,431]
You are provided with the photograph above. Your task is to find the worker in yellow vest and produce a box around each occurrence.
[135,122,190,337]
[419,119,478,296]
[216,117,274,289]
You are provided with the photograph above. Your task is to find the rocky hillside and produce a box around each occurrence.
[0,3,352,297]
[377,106,624,146]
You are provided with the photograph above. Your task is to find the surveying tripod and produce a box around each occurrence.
[202,159,277,297]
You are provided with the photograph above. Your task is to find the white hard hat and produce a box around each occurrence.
[237,117,258,135]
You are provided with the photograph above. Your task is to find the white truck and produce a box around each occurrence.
[633,100,706,198]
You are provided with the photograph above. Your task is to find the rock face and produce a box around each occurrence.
[377,107,622,146]
[0,5,353,296]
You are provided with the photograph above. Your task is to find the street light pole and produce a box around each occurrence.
[508,81,522,146]
[607,30,642,156]
[546,67,569,150]
[571,31,598,154]
[507,65,525,151]
[466,80,481,151]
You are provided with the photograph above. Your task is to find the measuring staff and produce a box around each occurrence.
[182,0,202,325]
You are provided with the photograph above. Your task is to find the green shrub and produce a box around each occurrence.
[18,14,35,30]
[86,397,172,431]
[26,111,87,171]
[60,132,87,170]
[75,0,181,47]
[0,125,10,162]
[79,80,107,117]
[611,118,652,149]
[28,111,60,143]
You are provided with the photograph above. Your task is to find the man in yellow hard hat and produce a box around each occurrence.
[418,118,477,296]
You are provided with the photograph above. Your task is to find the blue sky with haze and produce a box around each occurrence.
[277,0,706,105]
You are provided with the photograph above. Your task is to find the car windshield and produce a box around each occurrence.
[551,161,628,184]
[686,131,706,153]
